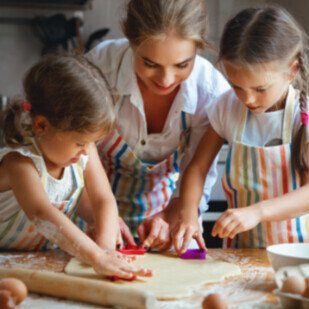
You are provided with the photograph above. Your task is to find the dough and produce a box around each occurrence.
[65,253,241,300]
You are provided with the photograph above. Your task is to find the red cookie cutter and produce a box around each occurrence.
[180,249,207,260]
[108,275,137,282]
[118,245,146,255]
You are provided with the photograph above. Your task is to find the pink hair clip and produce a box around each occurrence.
[22,101,32,112]
[301,111,309,125]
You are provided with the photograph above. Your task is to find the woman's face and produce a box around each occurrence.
[133,34,197,96]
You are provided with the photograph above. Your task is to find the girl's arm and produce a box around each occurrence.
[172,125,225,254]
[212,144,309,239]
[83,144,119,249]
[4,152,151,278]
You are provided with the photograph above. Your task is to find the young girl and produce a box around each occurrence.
[0,55,151,279]
[172,6,309,250]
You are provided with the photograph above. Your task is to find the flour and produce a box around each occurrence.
[21,294,103,309]
[32,217,82,258]
[0,253,45,269]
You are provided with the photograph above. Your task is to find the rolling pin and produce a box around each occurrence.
[0,266,156,309]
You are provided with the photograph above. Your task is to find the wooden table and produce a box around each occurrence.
[0,249,281,309]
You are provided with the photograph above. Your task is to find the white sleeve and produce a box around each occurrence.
[208,90,241,145]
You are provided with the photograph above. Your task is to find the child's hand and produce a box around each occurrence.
[171,215,205,255]
[92,249,152,279]
[212,205,263,239]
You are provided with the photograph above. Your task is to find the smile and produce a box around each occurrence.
[153,81,175,91]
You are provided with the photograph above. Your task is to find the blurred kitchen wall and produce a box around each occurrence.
[0,0,308,99]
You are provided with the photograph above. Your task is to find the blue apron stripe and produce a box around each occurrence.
[137,165,147,222]
[181,111,187,130]
[115,144,128,169]
[296,217,304,242]
[112,173,121,193]
[173,150,179,172]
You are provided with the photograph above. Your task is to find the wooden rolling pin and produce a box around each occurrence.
[0,266,156,309]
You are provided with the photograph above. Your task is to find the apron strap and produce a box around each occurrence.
[235,85,296,144]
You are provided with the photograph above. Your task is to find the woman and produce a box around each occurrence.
[80,0,230,250]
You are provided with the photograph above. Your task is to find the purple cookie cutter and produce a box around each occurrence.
[180,249,207,260]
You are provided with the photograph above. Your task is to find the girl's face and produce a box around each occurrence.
[223,61,296,113]
[33,116,105,169]
[133,34,197,96]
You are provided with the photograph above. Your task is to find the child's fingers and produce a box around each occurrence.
[118,264,153,278]
[228,223,243,239]
[219,219,238,238]
[212,213,232,237]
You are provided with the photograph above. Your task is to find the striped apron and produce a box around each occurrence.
[0,145,85,251]
[97,101,191,235]
[222,87,309,248]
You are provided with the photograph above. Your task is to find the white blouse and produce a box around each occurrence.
[87,38,230,207]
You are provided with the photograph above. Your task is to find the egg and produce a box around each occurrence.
[0,278,28,304]
[281,276,306,295]
[202,293,228,309]
[0,289,15,309]
[302,278,309,298]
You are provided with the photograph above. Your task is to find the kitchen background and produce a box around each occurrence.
[0,0,308,246]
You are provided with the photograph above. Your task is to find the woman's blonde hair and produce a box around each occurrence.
[121,0,210,49]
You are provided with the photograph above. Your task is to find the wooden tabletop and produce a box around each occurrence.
[0,249,281,309]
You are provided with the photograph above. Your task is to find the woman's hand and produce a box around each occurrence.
[212,205,263,239]
[92,249,152,279]
[171,212,205,255]
[137,213,172,251]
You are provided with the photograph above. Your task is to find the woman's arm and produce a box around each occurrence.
[172,125,225,253]
[4,152,151,278]
[212,144,309,239]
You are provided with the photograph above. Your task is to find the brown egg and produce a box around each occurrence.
[202,293,228,309]
[303,285,309,298]
[0,289,15,309]
[281,276,306,295]
[0,278,28,304]
[302,278,309,298]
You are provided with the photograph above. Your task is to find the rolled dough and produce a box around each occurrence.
[65,253,241,300]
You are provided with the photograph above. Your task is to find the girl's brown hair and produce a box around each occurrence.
[121,0,210,50]
[219,6,309,177]
[1,54,115,147]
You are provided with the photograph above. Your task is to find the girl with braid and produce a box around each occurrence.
[0,55,151,279]
[172,6,309,251]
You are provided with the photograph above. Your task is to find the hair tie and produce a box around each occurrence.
[22,101,32,112]
[301,111,309,125]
